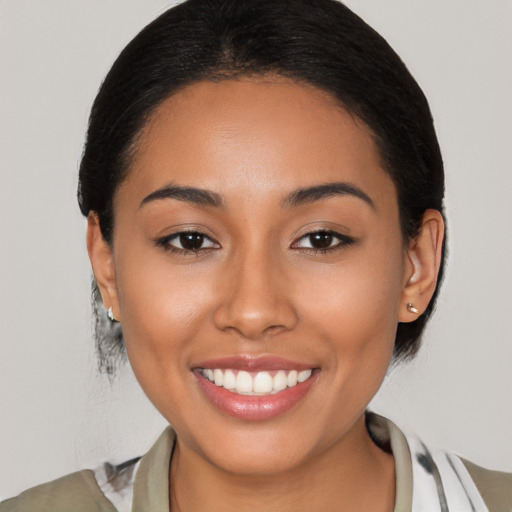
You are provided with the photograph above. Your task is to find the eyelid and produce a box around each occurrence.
[155,228,221,254]
[291,229,355,252]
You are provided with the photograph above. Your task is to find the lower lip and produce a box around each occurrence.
[195,371,318,421]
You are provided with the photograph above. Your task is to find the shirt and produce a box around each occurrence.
[1,413,511,511]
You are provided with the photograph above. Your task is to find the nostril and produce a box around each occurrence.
[262,324,288,337]
[212,259,299,339]
[213,304,298,340]
[218,322,285,341]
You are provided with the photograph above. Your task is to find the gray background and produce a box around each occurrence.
[1,0,511,499]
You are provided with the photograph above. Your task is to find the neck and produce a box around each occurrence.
[169,415,395,512]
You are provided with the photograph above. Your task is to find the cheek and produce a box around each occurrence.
[112,252,218,406]
[297,241,404,373]
[117,258,216,342]
[298,265,399,421]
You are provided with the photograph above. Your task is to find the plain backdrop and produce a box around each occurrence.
[1,0,511,499]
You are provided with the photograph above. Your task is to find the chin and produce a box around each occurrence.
[197,432,313,476]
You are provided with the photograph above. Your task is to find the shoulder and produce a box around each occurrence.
[366,412,512,512]
[0,427,175,512]
[461,458,512,512]
[0,470,117,512]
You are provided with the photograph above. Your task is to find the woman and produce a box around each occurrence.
[1,0,510,510]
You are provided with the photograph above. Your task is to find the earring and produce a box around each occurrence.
[107,306,115,322]
[407,302,419,314]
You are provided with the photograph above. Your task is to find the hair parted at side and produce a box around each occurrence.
[78,0,445,375]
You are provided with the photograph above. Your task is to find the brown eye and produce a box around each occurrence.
[292,230,355,252]
[180,232,206,250]
[309,232,334,249]
[157,231,219,253]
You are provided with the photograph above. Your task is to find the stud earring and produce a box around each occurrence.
[407,302,419,314]
[107,306,115,322]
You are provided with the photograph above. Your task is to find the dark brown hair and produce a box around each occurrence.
[78,0,445,374]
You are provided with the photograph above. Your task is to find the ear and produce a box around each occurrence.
[86,213,120,321]
[399,209,445,322]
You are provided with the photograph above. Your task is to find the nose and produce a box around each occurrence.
[213,249,299,340]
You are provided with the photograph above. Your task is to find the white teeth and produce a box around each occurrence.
[287,370,298,387]
[201,368,314,395]
[235,371,253,393]
[273,370,287,391]
[223,369,236,390]
[253,371,273,393]
[213,369,223,386]
[297,369,312,382]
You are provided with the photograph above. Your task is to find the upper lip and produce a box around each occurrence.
[192,355,316,372]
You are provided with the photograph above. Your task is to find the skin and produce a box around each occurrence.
[88,79,444,511]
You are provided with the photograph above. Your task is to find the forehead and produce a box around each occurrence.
[122,78,397,210]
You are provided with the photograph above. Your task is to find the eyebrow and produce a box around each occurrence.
[139,181,374,211]
[283,182,375,209]
[140,183,224,209]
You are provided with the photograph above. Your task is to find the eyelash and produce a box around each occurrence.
[155,229,355,256]
[291,230,355,254]
[155,231,220,256]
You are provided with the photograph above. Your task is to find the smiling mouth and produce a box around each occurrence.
[199,368,314,396]
[194,359,319,420]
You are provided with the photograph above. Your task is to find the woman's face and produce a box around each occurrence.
[101,79,414,474]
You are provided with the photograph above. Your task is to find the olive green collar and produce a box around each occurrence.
[132,426,175,512]
[131,413,413,511]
